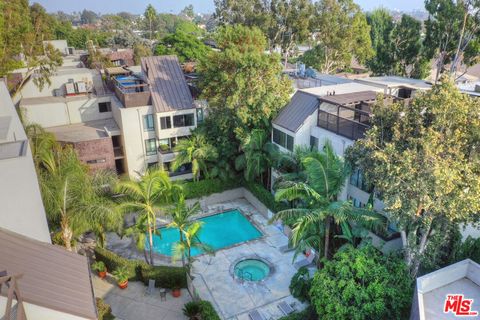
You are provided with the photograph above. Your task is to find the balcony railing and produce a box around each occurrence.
[317,110,370,140]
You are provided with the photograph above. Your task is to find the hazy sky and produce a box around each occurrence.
[32,0,426,14]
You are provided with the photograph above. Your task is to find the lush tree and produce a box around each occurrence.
[346,79,480,277]
[272,143,384,261]
[133,43,152,65]
[235,129,278,187]
[144,4,158,40]
[172,134,218,182]
[80,9,99,25]
[116,169,181,265]
[180,5,195,20]
[86,40,112,70]
[424,0,480,81]
[155,31,210,63]
[366,8,394,75]
[306,0,374,74]
[310,245,413,320]
[198,25,292,141]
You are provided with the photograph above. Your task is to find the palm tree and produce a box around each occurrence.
[272,142,385,261]
[144,4,157,40]
[235,129,278,187]
[172,221,213,278]
[116,168,181,265]
[172,134,218,182]
[167,195,201,267]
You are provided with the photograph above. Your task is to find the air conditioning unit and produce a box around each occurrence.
[65,82,75,95]
[75,81,87,94]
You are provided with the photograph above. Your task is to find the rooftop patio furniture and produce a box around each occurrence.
[278,301,295,315]
[145,279,155,296]
[293,252,316,269]
[248,309,266,320]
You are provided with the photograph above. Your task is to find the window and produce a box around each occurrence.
[350,169,374,193]
[160,116,171,130]
[147,162,158,169]
[158,138,172,153]
[310,136,319,150]
[145,138,157,156]
[272,128,294,151]
[196,108,204,124]
[173,114,195,128]
[98,102,111,113]
[86,159,106,164]
[143,114,155,131]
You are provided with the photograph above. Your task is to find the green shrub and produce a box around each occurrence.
[181,178,242,199]
[289,267,312,302]
[453,236,480,264]
[96,298,114,320]
[94,247,187,288]
[244,181,288,213]
[183,300,220,320]
[139,263,187,289]
[278,307,317,320]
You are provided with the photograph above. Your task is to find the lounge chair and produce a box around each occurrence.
[248,310,266,320]
[145,279,155,295]
[278,301,295,315]
[293,252,315,269]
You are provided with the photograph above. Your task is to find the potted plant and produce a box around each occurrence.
[92,261,107,279]
[182,301,201,319]
[172,286,182,298]
[112,266,129,289]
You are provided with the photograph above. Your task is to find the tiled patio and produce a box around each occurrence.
[93,275,190,320]
[191,199,305,320]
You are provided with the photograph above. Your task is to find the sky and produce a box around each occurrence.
[32,0,426,15]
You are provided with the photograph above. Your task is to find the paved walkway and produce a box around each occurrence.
[93,275,190,320]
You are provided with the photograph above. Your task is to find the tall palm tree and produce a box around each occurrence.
[272,142,385,260]
[167,195,201,267]
[235,129,278,187]
[116,168,181,265]
[173,134,218,182]
[144,4,157,40]
[172,221,213,278]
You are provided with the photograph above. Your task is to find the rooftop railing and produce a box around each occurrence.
[317,109,370,141]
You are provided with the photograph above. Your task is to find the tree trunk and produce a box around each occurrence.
[324,217,331,260]
[147,226,154,265]
[61,220,73,252]
[410,224,432,278]
[179,231,185,268]
[450,10,468,74]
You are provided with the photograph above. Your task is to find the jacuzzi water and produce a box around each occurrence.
[234,259,270,281]
[148,210,262,256]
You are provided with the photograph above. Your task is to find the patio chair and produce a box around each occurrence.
[293,252,315,269]
[248,310,266,320]
[145,279,155,296]
[277,301,295,315]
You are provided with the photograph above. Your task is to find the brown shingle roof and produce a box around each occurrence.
[0,228,97,319]
[141,56,195,113]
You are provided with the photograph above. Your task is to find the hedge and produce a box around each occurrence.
[181,178,242,199]
[184,300,221,320]
[96,298,114,320]
[244,181,289,213]
[94,247,187,289]
[278,307,317,320]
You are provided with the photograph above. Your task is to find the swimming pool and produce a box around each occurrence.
[148,209,262,256]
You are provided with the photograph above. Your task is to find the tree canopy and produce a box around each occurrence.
[155,31,210,63]
[346,78,480,277]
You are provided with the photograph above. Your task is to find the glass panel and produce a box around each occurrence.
[185,114,194,126]
[143,114,155,131]
[173,115,185,127]
[196,108,204,123]
[160,116,171,130]
[145,138,157,156]
[286,134,294,151]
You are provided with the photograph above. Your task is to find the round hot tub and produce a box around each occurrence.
[233,258,272,282]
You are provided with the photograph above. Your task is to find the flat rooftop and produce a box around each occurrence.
[300,82,383,97]
[415,259,480,320]
[318,91,379,106]
[46,118,120,143]
[356,76,432,89]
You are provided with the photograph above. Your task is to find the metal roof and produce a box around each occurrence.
[0,228,97,319]
[273,91,319,133]
[318,91,379,106]
[141,56,195,113]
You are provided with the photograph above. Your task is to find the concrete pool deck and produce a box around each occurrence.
[191,199,305,320]
[106,196,307,319]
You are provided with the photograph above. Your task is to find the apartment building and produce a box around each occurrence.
[0,82,97,320]
[271,76,432,253]
[19,54,202,179]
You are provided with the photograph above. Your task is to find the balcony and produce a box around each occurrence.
[113,76,151,108]
[317,109,370,141]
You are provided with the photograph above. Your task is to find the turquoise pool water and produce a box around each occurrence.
[148,210,262,256]
[234,259,270,281]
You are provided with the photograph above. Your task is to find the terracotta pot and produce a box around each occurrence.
[98,270,107,279]
[171,288,181,297]
[118,280,128,289]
